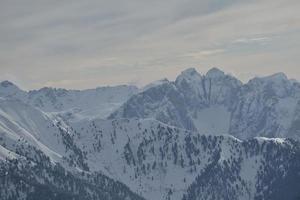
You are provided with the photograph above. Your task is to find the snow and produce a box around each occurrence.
[0,68,299,200]
[0,98,67,163]
[69,118,204,200]
[0,81,27,100]
[206,67,225,78]
[239,155,262,199]
[191,105,231,135]
[255,137,286,144]
[0,145,18,161]
[142,79,169,92]
[176,67,202,84]
[275,97,298,133]
[261,72,288,82]
[0,83,138,121]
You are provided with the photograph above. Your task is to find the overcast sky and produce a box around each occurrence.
[0,0,300,90]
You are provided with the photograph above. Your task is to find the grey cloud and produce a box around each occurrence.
[0,0,299,89]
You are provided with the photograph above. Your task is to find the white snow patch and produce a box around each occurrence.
[192,105,231,135]
[255,137,286,144]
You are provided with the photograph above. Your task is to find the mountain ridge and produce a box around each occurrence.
[1,68,300,200]
[110,68,300,140]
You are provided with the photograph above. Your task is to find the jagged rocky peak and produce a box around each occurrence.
[0,81,22,91]
[181,67,198,75]
[177,67,234,83]
[260,72,289,84]
[28,87,69,101]
[249,72,289,84]
[95,84,138,91]
[0,80,15,88]
[37,86,69,93]
[176,67,202,82]
[180,67,201,77]
[245,72,292,96]
[205,67,225,78]
[0,80,26,98]
[142,78,170,91]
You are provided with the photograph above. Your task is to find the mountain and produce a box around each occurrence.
[230,73,300,139]
[183,137,300,200]
[0,97,88,169]
[1,68,300,200]
[1,108,300,200]
[110,68,300,140]
[68,118,300,200]
[0,98,145,200]
[0,82,138,120]
[0,146,145,200]
[0,81,27,100]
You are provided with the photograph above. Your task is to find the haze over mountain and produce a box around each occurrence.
[111,67,300,140]
[0,68,300,200]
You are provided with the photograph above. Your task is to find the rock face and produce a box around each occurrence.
[0,82,138,120]
[1,107,300,200]
[110,68,300,140]
[230,73,300,139]
[0,68,300,200]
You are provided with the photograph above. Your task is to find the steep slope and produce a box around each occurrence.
[69,118,300,200]
[0,146,144,200]
[28,85,138,120]
[1,68,300,200]
[0,98,144,200]
[0,82,138,120]
[110,68,300,139]
[0,97,87,170]
[0,102,299,200]
[0,81,27,100]
[230,73,300,139]
[182,137,300,200]
[110,68,241,133]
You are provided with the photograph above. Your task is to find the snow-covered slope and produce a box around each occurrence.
[0,101,299,200]
[109,68,242,133]
[0,97,88,169]
[230,73,300,139]
[0,148,144,200]
[0,82,138,121]
[1,67,300,200]
[28,85,138,120]
[0,81,27,100]
[110,68,300,139]
[0,98,144,200]
[69,118,300,200]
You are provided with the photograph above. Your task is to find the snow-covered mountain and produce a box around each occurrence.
[0,98,145,200]
[230,72,300,139]
[110,68,300,140]
[0,97,89,169]
[0,68,300,200]
[1,109,300,200]
[66,117,300,200]
[0,81,138,120]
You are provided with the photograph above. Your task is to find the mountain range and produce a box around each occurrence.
[110,68,300,140]
[0,68,300,200]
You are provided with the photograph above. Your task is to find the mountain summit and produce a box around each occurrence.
[206,67,225,78]
[111,68,300,140]
[1,67,300,200]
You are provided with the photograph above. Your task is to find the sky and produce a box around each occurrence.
[0,0,300,90]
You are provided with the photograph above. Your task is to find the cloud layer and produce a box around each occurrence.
[0,0,300,89]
